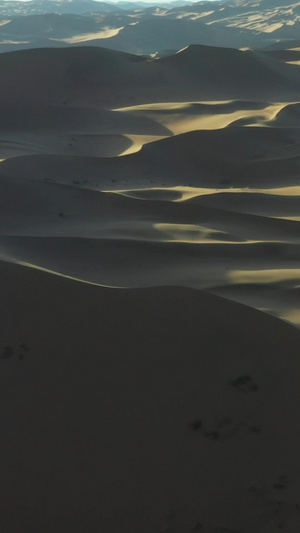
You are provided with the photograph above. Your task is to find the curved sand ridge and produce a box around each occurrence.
[1,44,300,161]
[3,98,300,161]
[2,124,300,326]
[3,126,300,187]
[0,103,170,160]
[0,45,300,109]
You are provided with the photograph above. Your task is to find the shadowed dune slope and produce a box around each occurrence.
[1,260,300,532]
[0,12,254,54]
[2,1,300,55]
[2,127,300,189]
[0,45,300,108]
[0,103,171,159]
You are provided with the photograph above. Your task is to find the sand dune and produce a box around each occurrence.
[3,127,300,188]
[0,103,170,159]
[0,43,300,161]
[3,96,300,161]
[115,97,300,134]
[1,123,300,325]
[1,45,300,109]
[1,260,300,531]
[2,1,300,56]
[4,96,300,160]
[114,100,286,134]
[0,10,261,55]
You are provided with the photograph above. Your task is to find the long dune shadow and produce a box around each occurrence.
[0,134,135,159]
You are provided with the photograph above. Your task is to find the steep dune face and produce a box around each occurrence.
[2,261,300,532]
[0,103,170,159]
[0,45,300,109]
[0,46,146,108]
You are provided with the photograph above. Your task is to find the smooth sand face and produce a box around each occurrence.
[2,261,300,532]
[50,27,124,43]
[114,100,290,135]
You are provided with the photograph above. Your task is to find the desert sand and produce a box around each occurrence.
[1,1,300,530]
[2,260,300,533]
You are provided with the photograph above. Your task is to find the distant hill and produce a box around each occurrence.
[0,0,118,16]
[1,0,300,54]
[0,0,196,16]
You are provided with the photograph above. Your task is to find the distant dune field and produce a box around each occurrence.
[2,1,300,55]
[2,260,300,532]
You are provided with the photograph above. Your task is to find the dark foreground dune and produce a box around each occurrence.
[1,260,300,532]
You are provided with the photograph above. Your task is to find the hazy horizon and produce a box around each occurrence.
[4,0,220,3]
